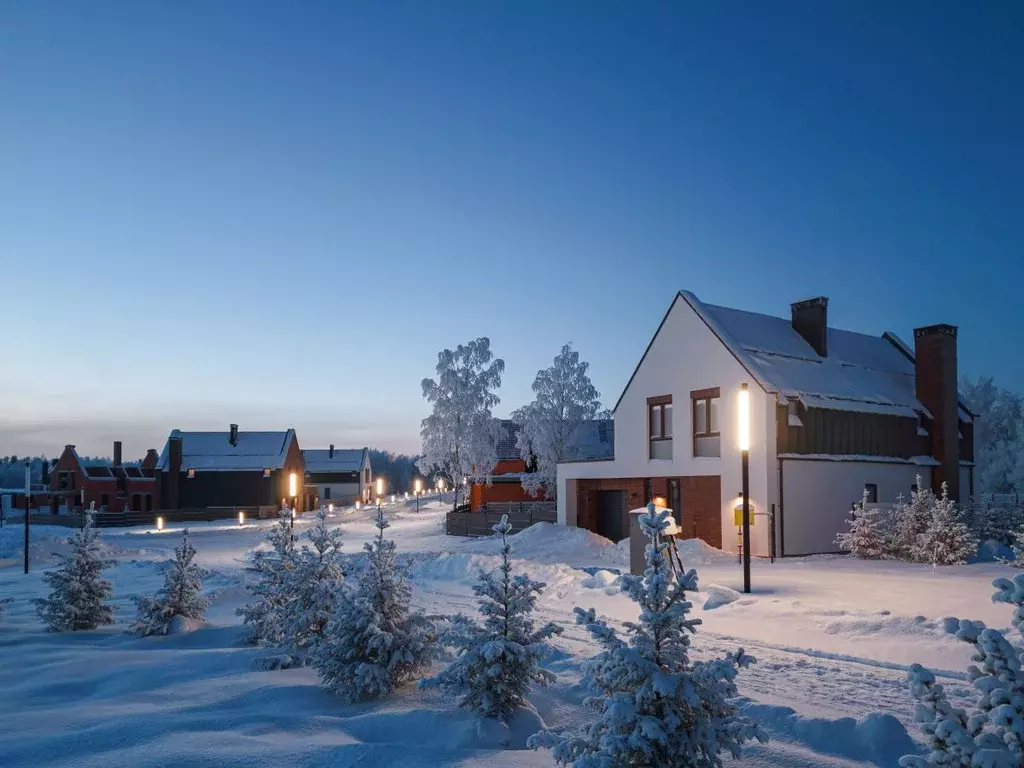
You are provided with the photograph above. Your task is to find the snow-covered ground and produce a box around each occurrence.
[0,500,1014,767]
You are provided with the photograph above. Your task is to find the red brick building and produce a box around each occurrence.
[49,441,160,512]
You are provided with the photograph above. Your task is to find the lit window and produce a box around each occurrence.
[186,468,196,479]
[263,468,271,478]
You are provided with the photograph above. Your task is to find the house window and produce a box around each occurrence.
[324,487,331,500]
[364,468,370,484]
[864,484,878,504]
[263,468,271,478]
[648,396,673,460]
[692,387,721,457]
[145,494,153,511]
[187,468,196,479]
[132,493,141,510]
[100,494,109,509]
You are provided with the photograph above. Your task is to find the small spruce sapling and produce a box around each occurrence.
[133,528,209,636]
[899,573,1024,767]
[911,483,977,566]
[34,514,114,632]
[279,505,345,663]
[529,503,766,767]
[314,504,438,701]
[237,506,297,646]
[836,488,886,559]
[891,478,936,562]
[420,514,562,723]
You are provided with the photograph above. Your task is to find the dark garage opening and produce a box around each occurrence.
[596,490,627,542]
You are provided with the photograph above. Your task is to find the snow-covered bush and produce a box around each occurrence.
[910,483,977,566]
[973,499,1024,548]
[314,504,438,701]
[33,515,114,632]
[421,514,562,723]
[237,507,296,646]
[279,506,344,663]
[899,573,1024,767]
[132,528,208,637]
[530,503,766,767]
[836,489,886,559]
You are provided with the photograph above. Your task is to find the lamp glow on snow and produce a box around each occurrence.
[156,516,164,531]
[288,472,298,498]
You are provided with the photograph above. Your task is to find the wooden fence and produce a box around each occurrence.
[445,502,557,537]
[92,506,281,528]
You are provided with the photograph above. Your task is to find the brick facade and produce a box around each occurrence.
[914,324,960,501]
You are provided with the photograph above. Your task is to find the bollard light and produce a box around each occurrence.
[376,478,384,497]
[156,516,164,531]
[238,511,245,526]
[355,500,361,510]
[328,503,334,513]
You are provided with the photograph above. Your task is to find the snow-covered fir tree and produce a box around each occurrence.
[279,505,344,663]
[33,515,114,632]
[972,498,1024,547]
[512,343,604,500]
[417,337,506,508]
[1009,527,1024,569]
[910,483,977,566]
[899,573,1024,768]
[132,528,209,636]
[836,488,886,559]
[886,478,936,561]
[237,506,297,646]
[421,514,562,723]
[314,504,439,701]
[530,503,766,767]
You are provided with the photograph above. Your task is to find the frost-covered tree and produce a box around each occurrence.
[899,574,1024,768]
[280,506,344,662]
[530,503,766,767]
[836,489,886,559]
[911,483,977,566]
[961,376,1024,495]
[132,528,209,636]
[417,337,506,508]
[512,343,603,500]
[970,498,1023,547]
[886,479,936,562]
[422,514,562,723]
[237,507,297,646]
[34,515,114,632]
[315,504,439,701]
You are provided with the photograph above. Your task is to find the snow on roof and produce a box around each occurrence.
[682,292,934,418]
[302,448,367,473]
[156,430,293,472]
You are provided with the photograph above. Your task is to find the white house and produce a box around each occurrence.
[302,446,372,504]
[557,292,975,557]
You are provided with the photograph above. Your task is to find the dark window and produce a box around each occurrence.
[910,483,918,494]
[864,484,878,504]
[324,487,331,500]
[132,494,141,510]
[364,468,370,484]
[100,494,109,509]
[691,388,721,457]
[648,396,673,459]
[644,478,653,503]
[145,494,153,511]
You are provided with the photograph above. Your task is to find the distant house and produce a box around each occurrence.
[470,419,614,511]
[558,292,975,557]
[156,424,310,514]
[48,441,159,512]
[302,445,372,504]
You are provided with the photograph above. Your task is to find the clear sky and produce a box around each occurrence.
[2,1,1021,460]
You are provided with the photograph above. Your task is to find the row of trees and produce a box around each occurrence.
[961,376,1024,495]
[416,338,607,505]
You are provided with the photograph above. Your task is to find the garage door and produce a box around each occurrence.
[595,490,627,542]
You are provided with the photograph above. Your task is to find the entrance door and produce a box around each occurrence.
[680,475,722,549]
[595,490,627,542]
[668,479,682,528]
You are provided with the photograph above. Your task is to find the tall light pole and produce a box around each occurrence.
[376,477,384,515]
[24,460,31,574]
[738,383,751,594]
[414,478,422,513]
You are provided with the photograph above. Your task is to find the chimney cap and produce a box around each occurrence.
[791,296,829,311]
[914,323,958,339]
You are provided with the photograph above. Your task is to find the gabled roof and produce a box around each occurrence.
[302,447,368,473]
[614,290,969,421]
[156,429,295,472]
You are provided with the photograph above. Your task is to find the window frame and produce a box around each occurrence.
[864,483,878,504]
[691,387,722,457]
[647,395,673,459]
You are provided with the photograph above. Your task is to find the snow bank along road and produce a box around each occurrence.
[0,501,1012,767]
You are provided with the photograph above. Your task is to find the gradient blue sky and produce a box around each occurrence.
[2,2,1021,460]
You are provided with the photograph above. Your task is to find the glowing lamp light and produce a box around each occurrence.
[290,507,296,519]
[355,500,361,510]
[238,511,245,526]
[376,478,383,497]
[288,472,298,497]
[652,496,668,508]
[415,478,422,495]
[390,494,395,503]
[439,478,446,492]
[328,503,334,513]
[737,383,751,452]
[156,516,164,531]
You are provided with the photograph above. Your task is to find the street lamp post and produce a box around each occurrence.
[414,478,422,513]
[738,383,751,594]
[376,478,383,516]
[24,460,31,574]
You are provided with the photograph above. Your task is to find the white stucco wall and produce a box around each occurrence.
[316,482,363,504]
[779,459,928,556]
[958,465,973,503]
[558,294,775,555]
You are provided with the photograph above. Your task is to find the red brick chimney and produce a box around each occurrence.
[113,441,122,467]
[914,324,959,501]
[141,449,159,471]
[791,297,829,357]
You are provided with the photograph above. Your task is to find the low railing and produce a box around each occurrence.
[445,502,556,537]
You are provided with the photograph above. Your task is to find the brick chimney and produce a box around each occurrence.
[141,449,159,471]
[791,297,829,357]
[113,441,122,467]
[229,423,239,447]
[166,433,183,510]
[329,444,334,459]
[914,324,959,501]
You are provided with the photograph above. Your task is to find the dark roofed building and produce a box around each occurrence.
[49,440,158,513]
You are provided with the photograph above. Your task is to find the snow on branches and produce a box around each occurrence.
[836,488,886,559]
[530,503,766,767]
[133,528,209,636]
[237,507,297,647]
[314,504,439,702]
[421,514,562,724]
[34,515,114,632]
[911,483,977,566]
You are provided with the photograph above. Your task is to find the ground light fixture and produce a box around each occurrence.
[156,516,164,531]
[414,478,423,513]
[238,511,245,526]
[376,478,384,498]
[738,382,751,594]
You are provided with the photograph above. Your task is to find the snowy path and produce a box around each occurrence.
[0,501,1005,766]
